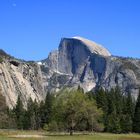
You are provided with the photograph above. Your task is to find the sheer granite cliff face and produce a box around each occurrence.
[41,37,110,92]
[41,37,140,99]
[0,58,44,108]
[0,37,140,107]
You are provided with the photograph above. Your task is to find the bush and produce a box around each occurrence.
[44,121,59,132]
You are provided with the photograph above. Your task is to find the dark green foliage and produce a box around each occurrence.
[120,114,132,133]
[23,98,40,130]
[95,88,108,121]
[0,88,16,129]
[120,92,134,133]
[107,112,121,133]
[105,88,122,133]
[96,88,108,111]
[44,92,54,124]
[38,101,46,128]
[38,92,54,129]
[94,87,135,134]
[126,92,135,118]
[17,93,55,130]
[133,90,140,133]
[13,95,25,129]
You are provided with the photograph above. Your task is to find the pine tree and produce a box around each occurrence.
[44,92,54,125]
[29,99,36,130]
[114,87,123,115]
[38,101,45,128]
[96,88,108,112]
[133,90,140,133]
[120,114,132,133]
[14,95,25,129]
[24,98,40,130]
[105,88,122,133]
[126,92,135,119]
[120,92,134,133]
[23,110,30,130]
[33,99,40,130]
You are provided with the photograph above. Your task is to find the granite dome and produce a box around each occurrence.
[72,36,111,57]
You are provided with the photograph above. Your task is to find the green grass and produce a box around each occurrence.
[0,130,140,140]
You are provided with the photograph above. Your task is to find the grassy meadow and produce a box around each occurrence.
[0,130,140,140]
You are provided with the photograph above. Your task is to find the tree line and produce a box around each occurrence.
[0,87,140,135]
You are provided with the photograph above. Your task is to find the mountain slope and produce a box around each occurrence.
[41,37,140,99]
[0,37,140,107]
[0,52,44,108]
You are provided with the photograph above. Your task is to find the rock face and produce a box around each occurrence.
[0,37,140,107]
[41,37,140,99]
[41,37,110,92]
[0,57,44,108]
[72,37,111,56]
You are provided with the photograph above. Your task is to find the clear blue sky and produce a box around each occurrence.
[0,0,140,60]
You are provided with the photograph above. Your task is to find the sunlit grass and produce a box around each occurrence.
[0,130,140,140]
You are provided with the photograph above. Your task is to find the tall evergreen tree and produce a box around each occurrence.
[95,88,108,131]
[126,92,135,118]
[114,87,123,115]
[14,95,25,129]
[23,98,40,130]
[120,92,134,133]
[133,90,140,133]
[105,88,122,133]
[34,99,41,129]
[120,114,132,133]
[44,92,54,125]
[96,88,108,112]
[38,101,45,128]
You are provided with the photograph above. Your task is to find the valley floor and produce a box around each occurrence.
[0,130,140,140]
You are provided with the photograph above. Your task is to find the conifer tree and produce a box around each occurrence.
[126,92,135,118]
[25,98,40,130]
[120,114,132,133]
[96,88,108,112]
[105,88,122,133]
[133,90,140,133]
[38,101,45,128]
[33,99,41,130]
[14,95,24,129]
[44,92,54,124]
[120,92,134,133]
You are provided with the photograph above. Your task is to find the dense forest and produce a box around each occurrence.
[0,86,140,135]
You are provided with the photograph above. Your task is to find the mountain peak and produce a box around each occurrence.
[71,36,111,57]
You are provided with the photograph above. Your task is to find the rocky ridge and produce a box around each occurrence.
[0,54,44,108]
[0,37,140,107]
[40,37,140,99]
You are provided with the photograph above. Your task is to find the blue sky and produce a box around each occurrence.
[0,0,140,60]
